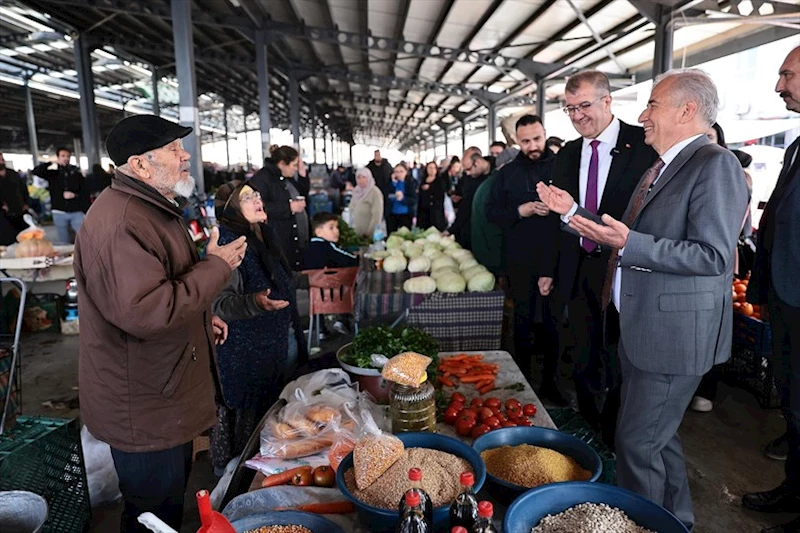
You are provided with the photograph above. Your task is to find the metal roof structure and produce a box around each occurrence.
[1,0,798,163]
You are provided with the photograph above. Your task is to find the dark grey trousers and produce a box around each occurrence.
[615,342,702,530]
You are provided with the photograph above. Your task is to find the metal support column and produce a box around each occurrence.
[255,30,271,161]
[23,78,39,166]
[349,143,353,165]
[171,0,203,192]
[73,35,100,170]
[244,130,251,170]
[536,77,546,125]
[461,121,466,154]
[487,104,497,144]
[151,65,160,117]
[311,103,317,163]
[653,4,674,77]
[223,103,230,169]
[73,137,82,168]
[289,71,300,147]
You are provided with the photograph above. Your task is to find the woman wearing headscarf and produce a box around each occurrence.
[416,161,447,231]
[248,145,309,270]
[349,167,384,237]
[209,180,308,474]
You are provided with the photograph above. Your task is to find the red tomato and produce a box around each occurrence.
[478,407,494,421]
[484,397,501,409]
[501,421,517,427]
[505,398,522,410]
[517,418,533,427]
[451,392,466,404]
[489,406,503,416]
[506,405,522,420]
[460,407,478,420]
[470,398,484,408]
[456,415,476,437]
[484,416,500,429]
[470,424,491,439]
[523,404,537,416]
[443,407,459,425]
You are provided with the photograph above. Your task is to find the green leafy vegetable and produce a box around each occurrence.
[338,218,371,249]
[344,326,439,380]
[502,382,526,392]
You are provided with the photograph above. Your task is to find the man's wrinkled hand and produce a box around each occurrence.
[532,201,551,217]
[255,289,290,311]
[212,315,228,345]
[207,226,247,270]
[536,182,576,216]
[569,213,629,249]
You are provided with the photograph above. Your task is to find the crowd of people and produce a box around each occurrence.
[19,43,790,533]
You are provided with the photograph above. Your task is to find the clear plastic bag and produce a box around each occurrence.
[353,410,405,490]
[381,351,432,387]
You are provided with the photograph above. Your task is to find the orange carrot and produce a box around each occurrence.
[277,501,356,514]
[479,383,495,395]
[262,466,312,488]
[438,376,456,387]
[460,374,496,383]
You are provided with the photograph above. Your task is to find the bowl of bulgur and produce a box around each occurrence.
[472,427,602,502]
[335,432,486,533]
[230,510,345,533]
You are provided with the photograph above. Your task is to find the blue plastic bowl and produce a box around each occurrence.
[335,432,486,533]
[229,510,345,533]
[472,426,602,503]
[504,482,689,533]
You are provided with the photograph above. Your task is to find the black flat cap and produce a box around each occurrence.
[106,115,192,166]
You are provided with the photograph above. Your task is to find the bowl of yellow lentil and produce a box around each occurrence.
[472,427,602,502]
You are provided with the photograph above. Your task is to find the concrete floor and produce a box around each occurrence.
[12,322,796,533]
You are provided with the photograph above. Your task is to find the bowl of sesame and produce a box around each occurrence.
[230,510,345,533]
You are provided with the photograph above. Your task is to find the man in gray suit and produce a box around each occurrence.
[538,69,748,529]
[743,45,800,533]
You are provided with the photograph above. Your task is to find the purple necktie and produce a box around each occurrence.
[582,139,600,253]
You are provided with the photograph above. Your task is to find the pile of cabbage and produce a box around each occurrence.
[369,226,495,294]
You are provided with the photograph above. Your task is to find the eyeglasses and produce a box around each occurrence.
[562,95,609,115]
[240,192,262,204]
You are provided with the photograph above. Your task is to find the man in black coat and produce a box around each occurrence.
[743,45,800,533]
[486,114,562,398]
[366,150,393,215]
[31,147,89,244]
[449,153,489,249]
[550,71,658,447]
[0,153,31,241]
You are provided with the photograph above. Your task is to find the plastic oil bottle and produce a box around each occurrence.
[398,468,433,525]
[471,501,498,533]
[396,490,430,533]
[449,472,479,530]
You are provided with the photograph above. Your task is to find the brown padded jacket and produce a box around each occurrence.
[74,171,231,452]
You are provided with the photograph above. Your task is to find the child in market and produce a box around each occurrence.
[303,212,358,335]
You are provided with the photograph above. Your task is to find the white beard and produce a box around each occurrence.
[174,175,196,198]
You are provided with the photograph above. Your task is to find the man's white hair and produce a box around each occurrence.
[654,68,719,127]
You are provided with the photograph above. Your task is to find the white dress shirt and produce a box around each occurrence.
[563,117,621,226]
[612,134,705,311]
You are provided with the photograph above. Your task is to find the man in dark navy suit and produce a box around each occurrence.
[550,71,657,448]
[743,45,800,533]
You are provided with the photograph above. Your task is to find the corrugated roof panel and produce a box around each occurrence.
[466,0,550,52]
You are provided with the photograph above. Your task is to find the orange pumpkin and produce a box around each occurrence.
[15,238,55,258]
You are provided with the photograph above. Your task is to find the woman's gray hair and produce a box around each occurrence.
[654,68,719,126]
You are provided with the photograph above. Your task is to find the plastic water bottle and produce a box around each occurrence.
[373,222,385,244]
[342,207,352,225]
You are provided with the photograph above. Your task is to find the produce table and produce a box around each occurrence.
[355,257,505,351]
[230,351,553,532]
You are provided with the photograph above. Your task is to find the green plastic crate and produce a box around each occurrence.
[551,407,616,485]
[0,416,91,532]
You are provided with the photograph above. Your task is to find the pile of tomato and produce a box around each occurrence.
[441,392,538,439]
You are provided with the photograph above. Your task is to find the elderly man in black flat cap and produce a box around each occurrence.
[73,115,248,532]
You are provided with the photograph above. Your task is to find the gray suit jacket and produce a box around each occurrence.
[607,136,748,376]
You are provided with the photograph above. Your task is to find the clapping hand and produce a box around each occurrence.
[207,227,247,270]
[211,315,228,345]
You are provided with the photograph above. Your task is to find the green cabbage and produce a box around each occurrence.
[459,258,479,271]
[408,256,431,273]
[468,271,496,292]
[462,265,489,281]
[403,276,436,294]
[386,235,405,249]
[383,255,407,273]
[436,273,466,293]
[431,267,459,280]
[431,256,458,271]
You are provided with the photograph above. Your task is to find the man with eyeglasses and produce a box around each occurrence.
[550,70,657,449]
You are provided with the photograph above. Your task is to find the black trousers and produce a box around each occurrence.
[768,285,800,491]
[567,253,607,427]
[507,264,559,387]
[387,213,413,233]
[111,442,194,533]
